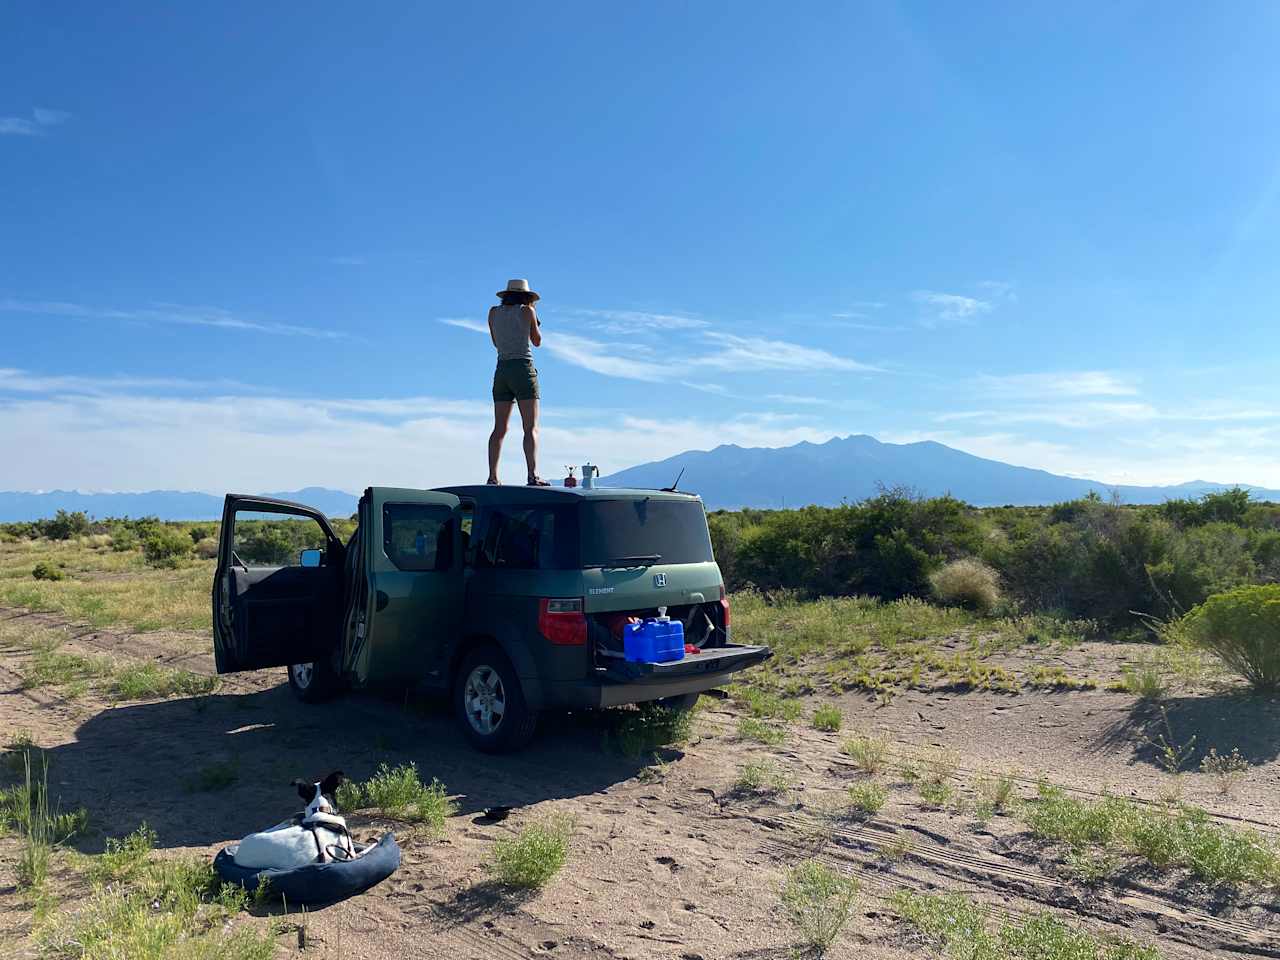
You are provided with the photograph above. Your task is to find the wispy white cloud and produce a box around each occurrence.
[977,280,1017,302]
[0,298,347,340]
[439,317,490,334]
[543,332,671,382]
[440,317,878,380]
[680,380,740,398]
[0,373,832,492]
[767,393,829,405]
[0,107,72,136]
[0,368,254,397]
[975,371,1139,398]
[827,316,904,332]
[32,108,72,126]
[572,309,709,334]
[695,332,880,373]
[912,291,992,327]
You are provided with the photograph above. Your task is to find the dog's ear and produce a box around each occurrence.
[319,770,346,796]
[291,779,314,803]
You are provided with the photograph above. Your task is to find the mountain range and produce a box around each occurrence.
[0,487,360,522]
[3,435,1278,519]
[599,435,1280,509]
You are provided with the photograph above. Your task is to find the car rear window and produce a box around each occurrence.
[580,498,713,566]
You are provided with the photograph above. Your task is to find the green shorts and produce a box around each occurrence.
[492,358,540,402]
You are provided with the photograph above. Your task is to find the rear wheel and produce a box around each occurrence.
[453,644,537,753]
[287,653,342,703]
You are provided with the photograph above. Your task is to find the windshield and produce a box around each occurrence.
[580,498,714,567]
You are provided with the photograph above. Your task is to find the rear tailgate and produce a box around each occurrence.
[602,643,770,683]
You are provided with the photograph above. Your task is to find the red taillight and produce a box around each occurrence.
[719,584,731,627]
[538,597,587,646]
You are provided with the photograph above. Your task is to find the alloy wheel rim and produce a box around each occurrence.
[292,662,314,688]
[464,665,506,735]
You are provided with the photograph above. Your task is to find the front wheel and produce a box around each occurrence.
[287,654,342,703]
[453,644,537,753]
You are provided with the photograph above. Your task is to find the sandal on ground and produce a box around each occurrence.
[485,478,500,485]
[526,477,551,486]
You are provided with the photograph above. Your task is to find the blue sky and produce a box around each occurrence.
[3,3,1279,494]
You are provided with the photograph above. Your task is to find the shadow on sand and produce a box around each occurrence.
[1095,689,1280,769]
[32,684,652,853]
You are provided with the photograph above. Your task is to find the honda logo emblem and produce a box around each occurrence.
[653,573,667,588]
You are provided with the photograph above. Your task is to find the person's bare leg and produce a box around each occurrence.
[517,398,540,482]
[488,402,514,483]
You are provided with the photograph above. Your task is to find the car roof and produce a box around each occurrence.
[432,484,703,504]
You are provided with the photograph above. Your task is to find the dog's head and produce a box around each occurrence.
[291,770,346,818]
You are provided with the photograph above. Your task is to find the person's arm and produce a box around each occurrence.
[527,304,542,347]
[487,306,499,350]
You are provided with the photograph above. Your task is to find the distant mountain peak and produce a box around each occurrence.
[600,435,1280,509]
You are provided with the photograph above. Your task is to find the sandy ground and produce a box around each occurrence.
[1,607,1278,959]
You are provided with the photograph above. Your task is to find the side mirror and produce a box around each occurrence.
[299,549,322,568]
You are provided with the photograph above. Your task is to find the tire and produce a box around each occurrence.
[286,653,343,704]
[652,692,701,713]
[453,644,537,753]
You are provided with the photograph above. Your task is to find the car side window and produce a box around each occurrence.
[474,507,562,570]
[382,503,453,572]
[232,510,330,567]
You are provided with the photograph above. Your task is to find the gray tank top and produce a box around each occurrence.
[490,305,532,361]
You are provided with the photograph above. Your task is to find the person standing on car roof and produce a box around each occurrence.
[487,279,549,486]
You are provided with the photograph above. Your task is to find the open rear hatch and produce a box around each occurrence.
[601,643,771,683]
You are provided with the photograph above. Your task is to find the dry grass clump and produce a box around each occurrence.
[892,889,1161,960]
[487,815,572,889]
[1024,783,1280,887]
[840,734,890,775]
[847,782,887,817]
[928,558,1001,615]
[780,860,858,956]
[737,716,787,746]
[336,762,456,835]
[811,703,843,732]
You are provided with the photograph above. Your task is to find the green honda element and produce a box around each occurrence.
[211,485,771,751]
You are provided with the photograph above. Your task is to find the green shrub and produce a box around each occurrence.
[613,705,695,757]
[780,860,858,955]
[109,663,218,700]
[193,536,219,559]
[142,526,193,568]
[737,716,786,745]
[735,760,791,796]
[811,703,843,732]
[929,557,1001,614]
[188,525,215,544]
[841,735,890,775]
[487,815,572,889]
[893,890,1162,960]
[44,509,91,540]
[847,782,887,816]
[1183,585,1280,691]
[110,526,139,551]
[340,763,456,834]
[31,562,64,582]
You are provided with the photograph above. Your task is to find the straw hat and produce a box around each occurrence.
[497,278,540,301]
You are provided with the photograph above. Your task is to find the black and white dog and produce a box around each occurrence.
[233,771,357,871]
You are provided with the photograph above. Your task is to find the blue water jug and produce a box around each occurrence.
[623,615,685,663]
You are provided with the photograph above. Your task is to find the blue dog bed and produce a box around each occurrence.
[214,832,401,905]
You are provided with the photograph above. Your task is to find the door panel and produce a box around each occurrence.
[357,488,463,688]
[212,495,344,673]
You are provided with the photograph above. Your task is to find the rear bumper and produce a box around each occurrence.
[532,644,771,710]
